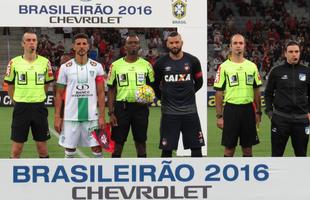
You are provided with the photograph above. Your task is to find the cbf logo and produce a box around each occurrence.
[172,0,187,20]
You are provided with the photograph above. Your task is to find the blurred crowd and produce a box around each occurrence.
[208,0,309,86]
[34,27,176,75]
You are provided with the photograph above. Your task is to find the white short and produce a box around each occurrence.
[59,120,99,149]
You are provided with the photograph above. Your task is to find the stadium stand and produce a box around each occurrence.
[0,27,175,91]
[207,0,309,89]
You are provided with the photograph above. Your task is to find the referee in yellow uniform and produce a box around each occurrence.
[214,34,262,157]
[107,33,154,158]
[4,31,54,158]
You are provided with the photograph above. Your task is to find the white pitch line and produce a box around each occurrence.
[49,127,89,158]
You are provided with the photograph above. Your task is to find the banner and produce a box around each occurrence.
[207,91,266,107]
[0,91,54,106]
[0,158,309,200]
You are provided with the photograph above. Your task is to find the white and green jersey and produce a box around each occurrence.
[57,58,104,121]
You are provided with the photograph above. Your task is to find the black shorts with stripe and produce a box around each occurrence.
[159,113,205,150]
[11,102,50,143]
[221,102,259,148]
[111,101,149,144]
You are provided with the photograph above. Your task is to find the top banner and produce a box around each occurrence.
[0,0,207,27]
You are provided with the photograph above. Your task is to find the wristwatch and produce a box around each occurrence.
[216,114,223,119]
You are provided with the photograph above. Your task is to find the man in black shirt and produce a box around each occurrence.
[153,32,204,157]
[265,40,310,156]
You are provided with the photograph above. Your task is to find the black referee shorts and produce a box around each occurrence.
[159,113,205,150]
[11,102,50,143]
[271,114,309,156]
[222,102,259,148]
[111,101,149,144]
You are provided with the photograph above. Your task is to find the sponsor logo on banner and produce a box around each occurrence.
[0,91,54,106]
[172,0,187,24]
[18,3,123,25]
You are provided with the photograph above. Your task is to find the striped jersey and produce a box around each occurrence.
[57,58,104,121]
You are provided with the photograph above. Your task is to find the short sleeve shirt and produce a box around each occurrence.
[4,55,54,103]
[213,59,262,104]
[107,57,154,102]
[57,58,104,121]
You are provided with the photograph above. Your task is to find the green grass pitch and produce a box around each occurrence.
[0,107,308,158]
[207,107,309,157]
[0,107,162,158]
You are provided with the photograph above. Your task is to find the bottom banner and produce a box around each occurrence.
[0,158,308,200]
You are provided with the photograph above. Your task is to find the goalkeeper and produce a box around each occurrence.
[107,33,154,158]
[153,32,205,157]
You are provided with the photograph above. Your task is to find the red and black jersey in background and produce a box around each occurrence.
[153,52,203,115]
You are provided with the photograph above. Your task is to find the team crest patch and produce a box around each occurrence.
[184,63,190,71]
[90,60,97,66]
[66,61,73,67]
[299,73,306,81]
[172,0,187,19]
[89,70,95,77]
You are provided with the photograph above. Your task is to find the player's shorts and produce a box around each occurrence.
[221,102,259,148]
[111,101,149,144]
[11,102,50,143]
[159,113,205,150]
[58,120,99,149]
[271,114,309,156]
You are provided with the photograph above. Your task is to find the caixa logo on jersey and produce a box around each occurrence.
[164,74,191,82]
[76,84,90,90]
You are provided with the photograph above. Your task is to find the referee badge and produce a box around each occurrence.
[89,70,95,77]
[137,73,145,83]
[246,74,254,85]
[305,126,310,135]
[228,74,238,86]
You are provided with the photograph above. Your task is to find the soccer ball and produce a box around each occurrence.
[135,85,155,104]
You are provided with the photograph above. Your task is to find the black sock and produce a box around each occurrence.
[191,148,202,157]
[39,155,49,158]
[112,154,121,158]
[137,154,147,158]
[243,154,253,157]
[161,150,172,157]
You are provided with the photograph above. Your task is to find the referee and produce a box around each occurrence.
[4,31,54,158]
[107,33,154,158]
[214,34,262,157]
